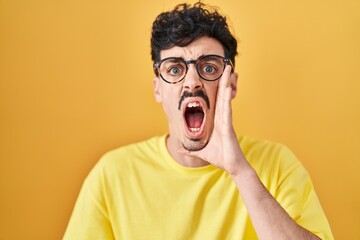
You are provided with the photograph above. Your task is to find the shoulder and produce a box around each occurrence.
[238,136,304,188]
[239,135,299,166]
[90,135,166,179]
[103,135,165,162]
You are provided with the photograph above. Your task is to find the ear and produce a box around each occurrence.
[153,77,162,103]
[230,72,238,99]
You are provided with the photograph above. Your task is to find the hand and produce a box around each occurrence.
[178,65,245,176]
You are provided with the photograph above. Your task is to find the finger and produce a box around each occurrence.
[217,65,233,101]
[216,65,232,112]
[215,65,233,121]
[223,86,233,126]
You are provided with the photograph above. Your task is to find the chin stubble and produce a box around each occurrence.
[181,139,209,152]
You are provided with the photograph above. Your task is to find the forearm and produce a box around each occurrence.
[231,160,320,240]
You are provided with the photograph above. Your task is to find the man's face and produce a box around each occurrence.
[153,36,227,151]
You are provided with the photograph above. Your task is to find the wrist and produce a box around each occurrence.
[229,160,257,181]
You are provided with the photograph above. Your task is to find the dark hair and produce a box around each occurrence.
[151,2,238,68]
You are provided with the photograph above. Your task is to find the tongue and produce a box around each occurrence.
[186,112,204,128]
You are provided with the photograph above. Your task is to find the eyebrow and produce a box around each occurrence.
[161,54,220,62]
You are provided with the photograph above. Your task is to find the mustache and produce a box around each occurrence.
[178,90,210,110]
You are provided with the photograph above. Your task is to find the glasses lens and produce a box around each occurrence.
[197,55,226,81]
[159,58,186,83]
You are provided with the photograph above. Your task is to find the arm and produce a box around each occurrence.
[180,65,321,240]
[230,158,321,240]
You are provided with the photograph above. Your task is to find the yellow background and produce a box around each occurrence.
[0,0,359,239]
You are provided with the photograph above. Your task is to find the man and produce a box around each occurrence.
[64,2,333,239]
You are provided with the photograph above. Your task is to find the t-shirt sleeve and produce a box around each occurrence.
[63,160,115,240]
[274,145,334,240]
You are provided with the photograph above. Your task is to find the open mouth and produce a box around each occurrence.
[184,101,205,134]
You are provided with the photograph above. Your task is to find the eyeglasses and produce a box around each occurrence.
[154,54,233,84]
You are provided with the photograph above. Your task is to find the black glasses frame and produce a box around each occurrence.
[153,54,233,84]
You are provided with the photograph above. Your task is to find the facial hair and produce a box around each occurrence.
[182,140,209,151]
[178,90,210,110]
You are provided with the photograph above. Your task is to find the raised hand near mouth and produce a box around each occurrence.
[178,64,246,177]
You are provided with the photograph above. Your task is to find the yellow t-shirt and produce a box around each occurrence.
[63,135,333,239]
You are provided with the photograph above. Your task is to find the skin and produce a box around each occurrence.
[154,37,238,167]
[153,36,320,240]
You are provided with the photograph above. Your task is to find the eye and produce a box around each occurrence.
[203,65,216,74]
[169,66,182,76]
[200,64,218,75]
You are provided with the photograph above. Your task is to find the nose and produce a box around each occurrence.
[183,65,203,91]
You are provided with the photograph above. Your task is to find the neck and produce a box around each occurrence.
[166,134,209,168]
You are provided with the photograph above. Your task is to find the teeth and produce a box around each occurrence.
[189,127,200,132]
[187,102,200,108]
